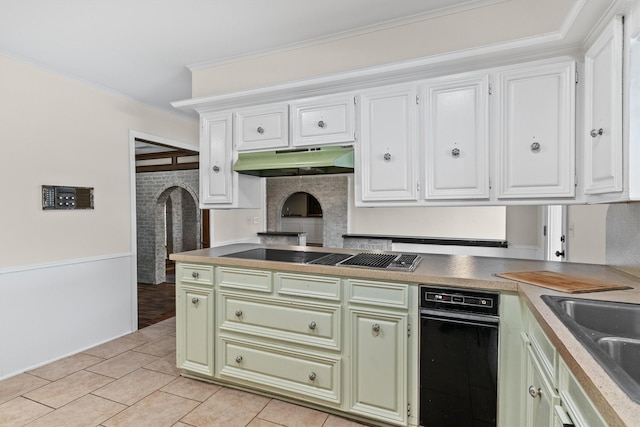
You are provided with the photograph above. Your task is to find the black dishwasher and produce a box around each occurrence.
[419,286,499,427]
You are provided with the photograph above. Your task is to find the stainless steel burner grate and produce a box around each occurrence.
[338,253,397,269]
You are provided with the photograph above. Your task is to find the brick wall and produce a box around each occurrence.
[136,170,199,284]
[266,175,348,248]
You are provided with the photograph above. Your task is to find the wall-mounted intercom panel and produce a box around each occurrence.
[42,185,94,210]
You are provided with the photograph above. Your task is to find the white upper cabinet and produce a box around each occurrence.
[494,60,576,199]
[357,84,419,204]
[290,94,356,147]
[424,73,490,199]
[234,103,289,151]
[583,16,624,195]
[200,111,262,208]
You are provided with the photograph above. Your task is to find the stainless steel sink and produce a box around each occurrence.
[553,297,640,338]
[542,295,640,403]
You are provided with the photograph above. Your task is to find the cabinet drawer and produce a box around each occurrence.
[347,279,409,309]
[275,272,341,301]
[220,293,340,351]
[219,336,341,404]
[234,103,288,151]
[179,263,214,285]
[216,267,272,293]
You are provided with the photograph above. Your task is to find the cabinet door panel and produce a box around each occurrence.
[349,308,407,425]
[524,341,557,427]
[201,112,233,204]
[177,284,214,377]
[583,16,623,194]
[497,61,575,198]
[200,112,262,208]
[358,85,419,203]
[425,74,490,199]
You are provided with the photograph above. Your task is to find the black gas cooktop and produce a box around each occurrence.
[221,248,421,271]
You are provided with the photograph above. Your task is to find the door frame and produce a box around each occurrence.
[544,205,567,262]
[128,130,199,330]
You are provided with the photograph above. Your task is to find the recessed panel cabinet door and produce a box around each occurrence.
[496,61,576,199]
[349,308,407,425]
[358,84,419,203]
[201,112,233,204]
[583,16,623,195]
[425,74,490,199]
[177,284,214,377]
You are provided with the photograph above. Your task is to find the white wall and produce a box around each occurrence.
[567,204,608,264]
[0,55,198,268]
[349,204,506,240]
[191,0,574,97]
[0,55,198,378]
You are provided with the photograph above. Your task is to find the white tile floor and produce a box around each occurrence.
[0,317,367,427]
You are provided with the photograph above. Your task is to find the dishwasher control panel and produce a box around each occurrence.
[420,285,499,316]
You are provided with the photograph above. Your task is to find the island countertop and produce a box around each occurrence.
[170,243,640,426]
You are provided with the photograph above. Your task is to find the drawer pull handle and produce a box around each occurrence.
[590,128,604,138]
[235,355,243,364]
[528,385,541,398]
[372,323,380,333]
[191,271,199,279]
[235,310,243,317]
[257,126,264,134]
[308,321,317,330]
[317,120,325,128]
[308,372,317,381]
[191,297,199,305]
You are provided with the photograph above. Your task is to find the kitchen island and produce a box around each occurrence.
[170,244,640,427]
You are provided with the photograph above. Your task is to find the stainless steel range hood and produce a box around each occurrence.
[233,146,354,177]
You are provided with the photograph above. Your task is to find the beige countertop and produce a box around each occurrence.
[171,243,640,426]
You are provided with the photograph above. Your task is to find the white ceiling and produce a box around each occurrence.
[0,0,488,118]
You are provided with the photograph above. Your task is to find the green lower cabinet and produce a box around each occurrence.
[349,308,408,426]
[176,264,215,378]
[521,303,607,427]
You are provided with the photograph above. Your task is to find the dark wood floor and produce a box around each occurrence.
[137,260,176,329]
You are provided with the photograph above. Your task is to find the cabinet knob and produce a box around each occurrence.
[308,321,317,330]
[235,355,243,364]
[383,153,391,161]
[451,148,460,158]
[257,126,264,134]
[308,371,317,381]
[590,128,604,138]
[192,271,199,278]
[528,385,542,398]
[372,323,380,333]
[317,120,325,128]
[555,250,565,258]
[235,310,243,317]
[530,142,541,153]
[212,165,220,173]
[191,297,199,305]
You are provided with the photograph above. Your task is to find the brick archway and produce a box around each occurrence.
[266,175,348,248]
